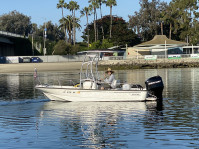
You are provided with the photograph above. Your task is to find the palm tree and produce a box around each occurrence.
[67,1,79,46]
[57,0,68,42]
[66,15,73,44]
[59,17,68,41]
[80,6,92,47]
[88,0,99,42]
[74,17,81,33]
[106,0,117,38]
[98,0,106,40]
[57,0,67,18]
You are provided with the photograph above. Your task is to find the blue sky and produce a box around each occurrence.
[0,0,171,41]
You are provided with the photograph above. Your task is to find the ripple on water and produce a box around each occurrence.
[0,69,199,148]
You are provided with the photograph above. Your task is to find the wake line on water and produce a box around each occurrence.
[0,99,50,106]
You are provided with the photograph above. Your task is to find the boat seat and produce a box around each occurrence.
[111,79,117,89]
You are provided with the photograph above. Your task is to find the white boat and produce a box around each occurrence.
[35,53,164,102]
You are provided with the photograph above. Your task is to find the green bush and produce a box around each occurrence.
[46,41,57,55]
[89,39,114,50]
[101,39,114,49]
[53,40,72,55]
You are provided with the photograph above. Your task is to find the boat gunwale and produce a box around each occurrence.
[35,86,147,93]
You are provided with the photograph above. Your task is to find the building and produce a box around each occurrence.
[127,35,188,58]
[78,49,126,60]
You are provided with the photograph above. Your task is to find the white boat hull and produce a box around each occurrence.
[34,54,163,102]
[36,85,155,102]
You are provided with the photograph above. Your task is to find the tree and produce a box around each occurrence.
[129,0,199,44]
[37,21,64,41]
[59,15,81,45]
[98,0,106,40]
[89,0,99,42]
[106,0,117,38]
[160,2,175,39]
[128,0,168,41]
[57,0,68,42]
[100,39,114,49]
[0,10,32,36]
[82,16,140,46]
[67,0,80,46]
[59,16,70,43]
[81,6,92,47]
[167,0,199,43]
[53,40,72,55]
[99,0,106,18]
[52,40,80,55]
[73,17,82,38]
[34,21,64,55]
[63,15,73,44]
[57,0,67,18]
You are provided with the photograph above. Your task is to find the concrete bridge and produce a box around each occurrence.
[0,31,27,56]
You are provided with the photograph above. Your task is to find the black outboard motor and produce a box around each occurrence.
[145,76,164,101]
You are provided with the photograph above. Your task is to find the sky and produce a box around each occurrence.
[0,0,171,42]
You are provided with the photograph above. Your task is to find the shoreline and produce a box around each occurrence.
[0,62,82,73]
[98,58,199,69]
[1,58,199,73]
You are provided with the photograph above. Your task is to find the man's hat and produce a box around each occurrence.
[106,67,114,73]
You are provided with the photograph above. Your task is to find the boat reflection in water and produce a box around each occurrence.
[40,101,163,148]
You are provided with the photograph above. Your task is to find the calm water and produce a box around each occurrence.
[0,68,199,149]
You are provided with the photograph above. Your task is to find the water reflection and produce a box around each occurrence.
[1,68,199,101]
[0,74,35,100]
[0,72,80,101]
[1,68,199,148]
[122,68,199,101]
[40,101,162,148]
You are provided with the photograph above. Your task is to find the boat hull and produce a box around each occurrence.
[36,85,154,102]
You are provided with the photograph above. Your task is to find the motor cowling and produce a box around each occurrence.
[145,76,164,101]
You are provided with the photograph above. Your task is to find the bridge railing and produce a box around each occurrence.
[0,31,27,38]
